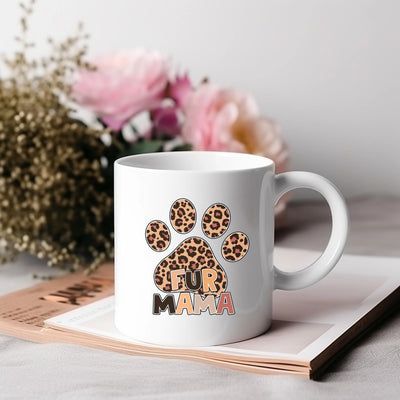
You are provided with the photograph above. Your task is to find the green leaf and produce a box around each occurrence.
[122,139,164,156]
[170,143,192,152]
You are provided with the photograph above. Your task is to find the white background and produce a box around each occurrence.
[1,0,399,198]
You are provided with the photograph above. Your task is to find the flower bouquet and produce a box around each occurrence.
[0,1,289,271]
[72,48,289,170]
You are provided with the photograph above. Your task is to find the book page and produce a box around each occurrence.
[0,263,114,341]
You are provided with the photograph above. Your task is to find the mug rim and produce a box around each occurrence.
[115,151,274,173]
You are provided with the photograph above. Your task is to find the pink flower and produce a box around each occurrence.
[151,106,181,137]
[72,49,170,131]
[181,84,247,152]
[169,74,193,109]
[181,83,289,173]
[231,116,289,174]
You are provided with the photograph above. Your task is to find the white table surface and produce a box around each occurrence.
[1,196,399,399]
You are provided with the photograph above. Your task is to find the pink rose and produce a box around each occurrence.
[181,84,245,152]
[169,74,193,109]
[182,83,288,173]
[72,49,169,131]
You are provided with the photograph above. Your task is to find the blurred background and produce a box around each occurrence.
[1,0,399,198]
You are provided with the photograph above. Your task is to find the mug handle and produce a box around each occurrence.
[273,171,349,290]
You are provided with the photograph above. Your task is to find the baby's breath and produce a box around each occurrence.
[0,0,113,272]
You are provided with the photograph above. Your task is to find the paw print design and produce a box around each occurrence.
[145,199,249,297]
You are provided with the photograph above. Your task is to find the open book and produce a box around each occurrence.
[1,248,399,379]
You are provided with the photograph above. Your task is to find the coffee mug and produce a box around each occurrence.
[114,151,348,346]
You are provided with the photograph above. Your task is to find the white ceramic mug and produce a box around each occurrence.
[114,151,348,346]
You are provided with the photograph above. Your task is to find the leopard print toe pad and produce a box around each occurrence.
[170,198,196,234]
[202,203,230,238]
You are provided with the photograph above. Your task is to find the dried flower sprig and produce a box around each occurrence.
[0,0,113,272]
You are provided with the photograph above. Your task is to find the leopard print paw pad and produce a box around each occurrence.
[222,232,249,262]
[145,199,250,297]
[153,237,226,297]
[145,221,170,252]
[202,203,230,238]
[170,198,196,233]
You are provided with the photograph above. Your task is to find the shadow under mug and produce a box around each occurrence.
[114,151,348,346]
